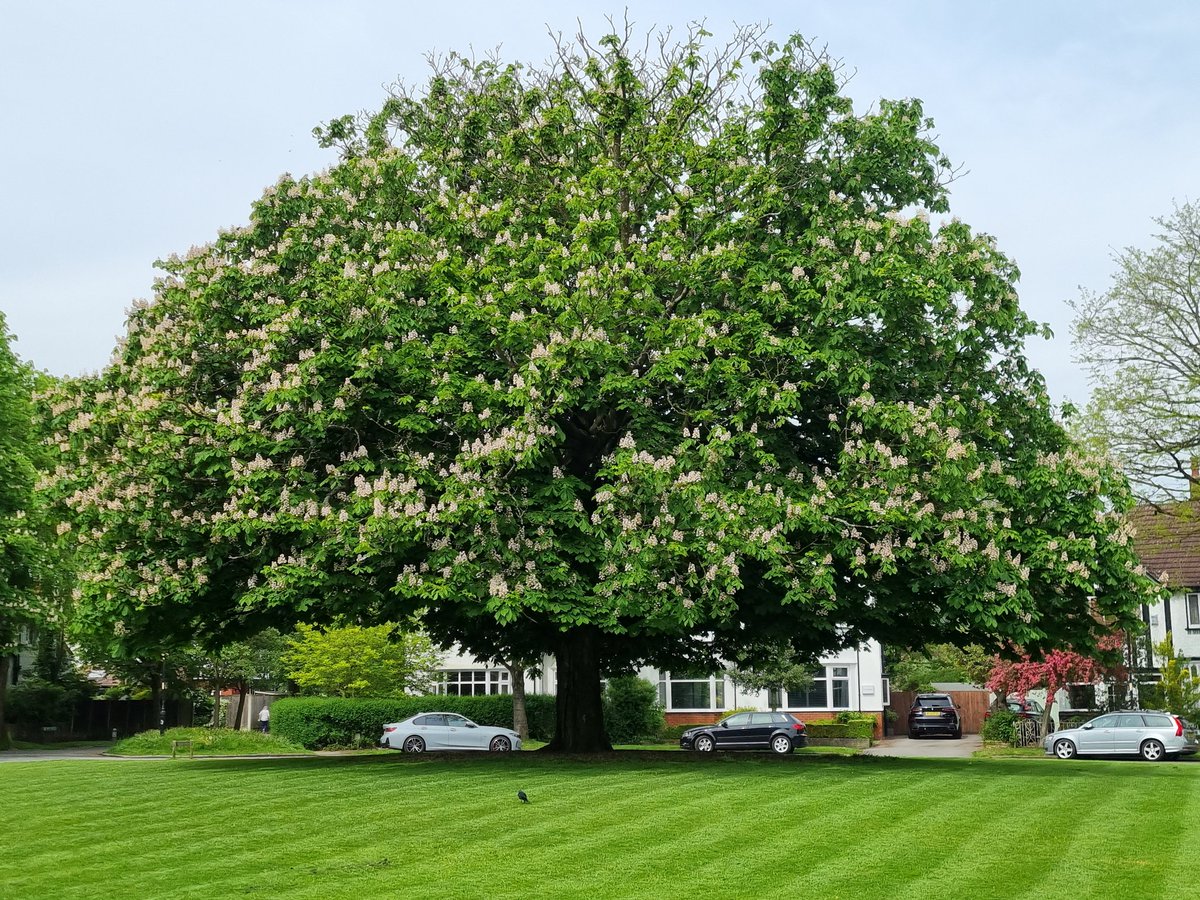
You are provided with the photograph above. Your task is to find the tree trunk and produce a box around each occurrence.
[508,663,529,740]
[543,628,611,752]
[0,656,10,750]
[212,684,222,727]
[233,680,248,731]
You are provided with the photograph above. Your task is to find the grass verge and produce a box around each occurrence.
[111,726,309,756]
[5,751,1199,899]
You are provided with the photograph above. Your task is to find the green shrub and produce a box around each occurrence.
[603,676,664,744]
[270,694,556,749]
[980,708,1016,744]
[6,678,77,726]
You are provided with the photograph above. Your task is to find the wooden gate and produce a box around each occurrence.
[888,690,990,735]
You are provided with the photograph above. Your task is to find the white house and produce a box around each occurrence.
[433,640,889,738]
[1131,500,1200,675]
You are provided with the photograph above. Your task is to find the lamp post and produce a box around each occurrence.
[158,655,167,735]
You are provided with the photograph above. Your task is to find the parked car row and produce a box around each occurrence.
[377,704,1199,763]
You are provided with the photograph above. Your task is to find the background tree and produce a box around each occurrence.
[281,623,441,698]
[1141,632,1200,719]
[205,628,287,728]
[45,25,1161,751]
[888,643,993,692]
[1072,200,1200,501]
[0,313,61,748]
[727,639,815,709]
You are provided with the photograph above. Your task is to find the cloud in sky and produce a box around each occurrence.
[2,1,1198,409]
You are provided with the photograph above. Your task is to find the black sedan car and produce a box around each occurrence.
[908,693,962,739]
[680,711,808,754]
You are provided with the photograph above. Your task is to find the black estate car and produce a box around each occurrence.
[680,711,808,754]
[908,693,962,739]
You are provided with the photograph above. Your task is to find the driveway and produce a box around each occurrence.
[861,733,982,759]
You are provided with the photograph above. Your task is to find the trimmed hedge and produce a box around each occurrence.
[271,695,556,749]
[806,720,874,740]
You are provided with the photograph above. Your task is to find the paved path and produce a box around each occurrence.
[860,733,983,759]
[0,746,118,763]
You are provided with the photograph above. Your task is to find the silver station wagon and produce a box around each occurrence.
[1044,711,1198,761]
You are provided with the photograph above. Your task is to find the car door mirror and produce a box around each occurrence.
[719,721,728,728]
[1082,723,1093,730]
[466,723,477,728]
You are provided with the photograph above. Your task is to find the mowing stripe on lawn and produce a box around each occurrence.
[6,754,1200,899]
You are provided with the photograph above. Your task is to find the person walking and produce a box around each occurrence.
[258,705,270,733]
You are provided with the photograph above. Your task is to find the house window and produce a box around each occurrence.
[439,669,510,696]
[784,666,851,710]
[1186,594,1200,629]
[657,674,726,711]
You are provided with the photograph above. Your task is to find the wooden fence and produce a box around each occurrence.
[888,690,991,735]
[9,699,193,742]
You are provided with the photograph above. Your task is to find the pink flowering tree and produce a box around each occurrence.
[42,26,1163,751]
[987,632,1126,733]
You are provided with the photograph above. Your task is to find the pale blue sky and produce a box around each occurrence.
[2,2,1198,408]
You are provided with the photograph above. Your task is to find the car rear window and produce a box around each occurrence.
[1143,714,1173,727]
[917,697,952,709]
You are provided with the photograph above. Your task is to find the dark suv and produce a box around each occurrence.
[680,711,808,754]
[908,693,962,739]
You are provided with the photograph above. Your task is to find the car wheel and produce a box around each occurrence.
[694,734,715,753]
[403,736,426,753]
[908,732,921,739]
[952,727,963,739]
[770,734,793,755]
[1141,739,1166,762]
[1053,738,1077,760]
[489,736,512,752]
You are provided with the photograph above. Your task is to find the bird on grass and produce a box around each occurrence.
[517,790,529,803]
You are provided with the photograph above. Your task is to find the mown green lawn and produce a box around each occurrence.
[3,752,1198,899]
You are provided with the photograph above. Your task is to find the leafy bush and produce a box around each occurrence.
[980,708,1017,744]
[603,676,664,743]
[6,678,78,726]
[270,694,556,749]
[113,727,306,756]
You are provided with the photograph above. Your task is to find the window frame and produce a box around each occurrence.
[438,669,511,696]
[783,665,853,711]
[657,673,728,712]
[1186,593,1200,630]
